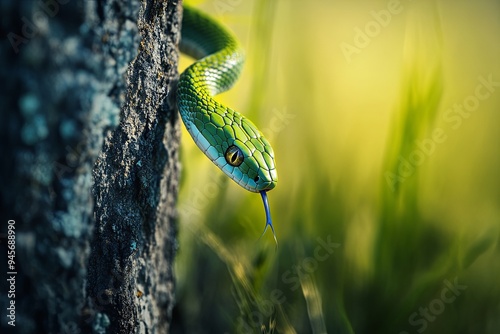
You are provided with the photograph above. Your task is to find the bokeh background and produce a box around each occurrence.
[172,0,500,333]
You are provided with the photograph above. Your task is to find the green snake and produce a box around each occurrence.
[177,5,278,244]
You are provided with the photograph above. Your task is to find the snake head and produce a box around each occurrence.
[187,106,278,193]
[218,115,278,193]
[222,133,277,192]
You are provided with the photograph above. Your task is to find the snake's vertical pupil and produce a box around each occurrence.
[225,145,244,167]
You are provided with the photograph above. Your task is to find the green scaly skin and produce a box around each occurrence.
[177,5,278,193]
[177,5,278,244]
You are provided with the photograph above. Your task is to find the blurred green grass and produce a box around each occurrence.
[173,0,500,333]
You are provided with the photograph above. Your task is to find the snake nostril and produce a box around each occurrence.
[254,175,260,182]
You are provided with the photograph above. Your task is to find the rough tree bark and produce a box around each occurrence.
[0,0,181,333]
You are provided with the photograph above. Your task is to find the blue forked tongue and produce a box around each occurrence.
[259,190,278,248]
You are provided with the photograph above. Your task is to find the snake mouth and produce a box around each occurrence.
[244,181,275,193]
[261,179,277,191]
[262,182,276,191]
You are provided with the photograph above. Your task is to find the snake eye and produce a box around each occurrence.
[225,145,244,166]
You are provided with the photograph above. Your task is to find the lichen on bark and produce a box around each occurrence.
[0,0,181,333]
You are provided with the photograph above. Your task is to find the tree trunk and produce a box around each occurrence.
[0,0,180,333]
